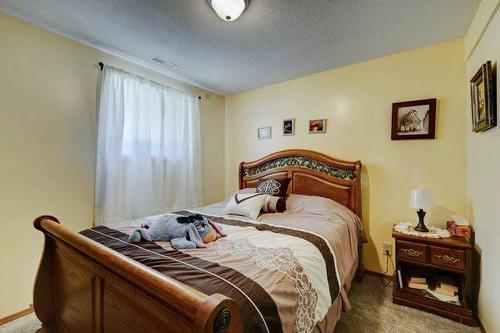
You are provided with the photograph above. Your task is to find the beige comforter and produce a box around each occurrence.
[94,193,365,333]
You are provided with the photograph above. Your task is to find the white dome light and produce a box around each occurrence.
[210,0,248,21]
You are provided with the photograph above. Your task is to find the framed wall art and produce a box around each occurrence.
[308,119,327,134]
[257,126,271,140]
[470,61,496,133]
[283,119,295,136]
[391,98,436,140]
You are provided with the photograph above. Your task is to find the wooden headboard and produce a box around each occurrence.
[239,149,362,217]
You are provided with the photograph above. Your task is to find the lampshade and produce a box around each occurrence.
[210,0,247,21]
[408,189,433,209]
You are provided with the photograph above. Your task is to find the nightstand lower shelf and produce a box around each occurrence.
[393,281,474,325]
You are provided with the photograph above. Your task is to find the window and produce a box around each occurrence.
[95,66,202,224]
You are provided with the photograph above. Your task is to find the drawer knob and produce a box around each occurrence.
[434,254,460,264]
[401,248,422,257]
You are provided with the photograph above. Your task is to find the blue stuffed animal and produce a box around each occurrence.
[128,214,225,250]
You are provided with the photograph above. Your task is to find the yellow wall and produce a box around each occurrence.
[465,1,500,331]
[0,13,225,318]
[225,40,468,275]
[3,7,495,328]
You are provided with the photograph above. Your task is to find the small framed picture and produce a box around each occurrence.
[308,119,327,134]
[283,119,295,136]
[257,126,271,140]
[470,61,496,133]
[391,98,436,140]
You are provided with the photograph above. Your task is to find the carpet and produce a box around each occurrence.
[0,275,480,332]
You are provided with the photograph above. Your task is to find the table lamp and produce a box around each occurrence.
[408,189,433,232]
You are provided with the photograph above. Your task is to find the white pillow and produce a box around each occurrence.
[222,188,256,205]
[224,193,268,220]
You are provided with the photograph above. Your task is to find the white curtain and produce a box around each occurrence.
[95,66,202,224]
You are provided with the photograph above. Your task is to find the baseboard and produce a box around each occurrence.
[478,317,487,333]
[0,305,33,325]
[364,269,392,279]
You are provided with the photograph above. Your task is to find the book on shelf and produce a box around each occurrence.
[426,288,460,305]
[436,279,459,293]
[436,287,456,297]
[408,281,428,290]
[409,276,427,284]
[397,270,403,288]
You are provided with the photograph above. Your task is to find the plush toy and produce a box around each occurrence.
[128,213,226,250]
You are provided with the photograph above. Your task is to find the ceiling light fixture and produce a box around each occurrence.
[208,0,250,22]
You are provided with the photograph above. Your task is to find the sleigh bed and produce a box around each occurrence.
[33,149,364,333]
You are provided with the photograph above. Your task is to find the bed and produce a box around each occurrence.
[33,149,364,333]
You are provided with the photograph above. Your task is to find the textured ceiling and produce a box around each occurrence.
[0,0,480,95]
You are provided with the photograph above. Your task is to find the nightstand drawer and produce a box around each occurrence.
[397,241,427,263]
[430,246,466,270]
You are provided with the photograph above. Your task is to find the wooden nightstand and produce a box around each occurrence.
[392,230,478,326]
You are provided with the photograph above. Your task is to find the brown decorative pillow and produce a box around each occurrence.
[261,196,286,213]
[255,177,291,198]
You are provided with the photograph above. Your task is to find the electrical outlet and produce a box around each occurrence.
[382,241,392,256]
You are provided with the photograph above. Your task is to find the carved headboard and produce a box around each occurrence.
[239,149,362,217]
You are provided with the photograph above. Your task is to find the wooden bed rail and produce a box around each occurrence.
[33,216,242,333]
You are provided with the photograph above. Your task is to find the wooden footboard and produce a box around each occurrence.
[33,216,242,333]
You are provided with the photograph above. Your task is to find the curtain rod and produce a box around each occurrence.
[98,62,201,100]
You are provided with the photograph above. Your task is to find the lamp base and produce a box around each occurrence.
[414,209,429,232]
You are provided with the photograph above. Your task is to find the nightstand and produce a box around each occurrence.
[392,229,478,326]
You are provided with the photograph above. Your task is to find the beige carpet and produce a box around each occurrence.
[0,313,40,333]
[0,275,480,333]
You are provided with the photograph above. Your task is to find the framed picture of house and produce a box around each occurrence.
[391,98,436,140]
[470,61,496,133]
